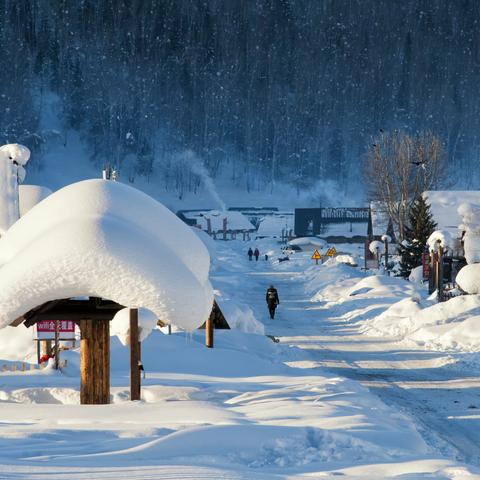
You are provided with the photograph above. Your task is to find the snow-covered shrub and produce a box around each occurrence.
[456,264,480,294]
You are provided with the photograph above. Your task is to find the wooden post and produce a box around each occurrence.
[384,238,389,274]
[429,251,436,294]
[206,305,214,349]
[437,240,444,302]
[54,320,59,370]
[129,308,141,401]
[80,319,110,404]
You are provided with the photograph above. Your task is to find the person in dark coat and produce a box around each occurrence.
[254,247,260,261]
[266,285,280,319]
[248,247,253,261]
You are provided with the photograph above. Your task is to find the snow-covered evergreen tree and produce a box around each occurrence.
[398,196,437,278]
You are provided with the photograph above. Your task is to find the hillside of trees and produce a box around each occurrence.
[1,0,479,197]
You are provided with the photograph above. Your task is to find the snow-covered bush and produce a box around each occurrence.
[408,265,424,284]
[456,264,480,294]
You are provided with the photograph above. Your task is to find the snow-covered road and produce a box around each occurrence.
[235,243,480,470]
[1,238,480,478]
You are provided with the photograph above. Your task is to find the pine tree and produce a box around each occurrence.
[398,196,437,278]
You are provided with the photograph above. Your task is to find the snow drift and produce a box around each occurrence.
[0,179,213,331]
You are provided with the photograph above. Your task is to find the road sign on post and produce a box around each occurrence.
[326,246,337,257]
[311,249,321,265]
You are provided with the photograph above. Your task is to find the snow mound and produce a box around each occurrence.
[0,179,213,331]
[217,299,265,335]
[336,254,357,266]
[288,237,326,248]
[364,292,480,347]
[456,264,480,294]
[409,265,424,284]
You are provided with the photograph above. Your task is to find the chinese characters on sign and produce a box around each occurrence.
[36,320,76,339]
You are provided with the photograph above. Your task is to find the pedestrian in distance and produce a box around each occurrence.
[254,247,260,261]
[266,284,280,319]
[248,247,253,261]
[265,253,268,261]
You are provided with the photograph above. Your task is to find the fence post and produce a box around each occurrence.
[437,240,444,302]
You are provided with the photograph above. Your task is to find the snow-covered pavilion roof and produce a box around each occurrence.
[0,179,213,331]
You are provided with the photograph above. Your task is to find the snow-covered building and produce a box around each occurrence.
[424,191,480,237]
[256,213,294,239]
[177,209,255,236]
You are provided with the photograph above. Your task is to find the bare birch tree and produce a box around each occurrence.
[363,130,447,239]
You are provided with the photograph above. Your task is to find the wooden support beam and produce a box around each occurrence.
[80,319,110,404]
[129,309,141,401]
[205,306,214,349]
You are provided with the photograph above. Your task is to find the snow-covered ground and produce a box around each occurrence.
[0,237,480,478]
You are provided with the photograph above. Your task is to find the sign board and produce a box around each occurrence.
[36,320,76,340]
[326,246,337,257]
[422,252,430,281]
[311,249,321,260]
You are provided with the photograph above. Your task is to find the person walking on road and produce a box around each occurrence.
[266,285,280,319]
[254,247,260,261]
[248,247,253,261]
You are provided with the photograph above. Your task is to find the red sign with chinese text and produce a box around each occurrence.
[36,320,75,333]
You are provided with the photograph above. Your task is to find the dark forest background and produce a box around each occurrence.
[1,0,479,197]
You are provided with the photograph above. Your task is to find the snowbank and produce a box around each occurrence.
[288,237,326,248]
[336,254,357,266]
[0,179,213,331]
[409,265,424,284]
[456,264,480,294]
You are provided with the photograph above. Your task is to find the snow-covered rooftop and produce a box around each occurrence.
[185,210,255,232]
[424,190,480,236]
[0,179,213,331]
[256,214,293,237]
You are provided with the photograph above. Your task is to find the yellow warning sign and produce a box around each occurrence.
[311,249,321,260]
[326,246,337,257]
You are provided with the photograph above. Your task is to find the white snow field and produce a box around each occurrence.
[0,228,480,477]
